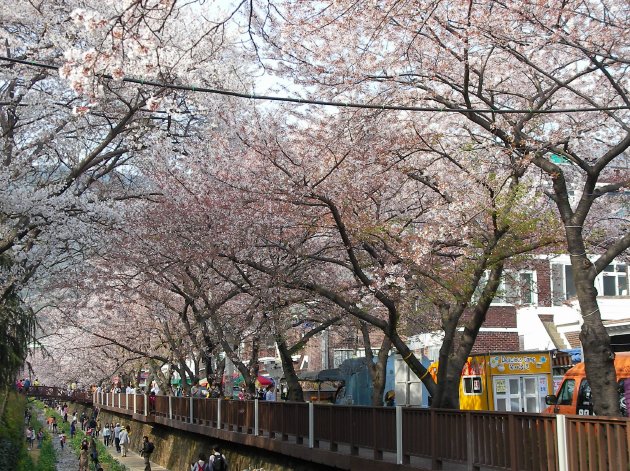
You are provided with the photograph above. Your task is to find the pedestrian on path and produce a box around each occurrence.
[36,428,44,449]
[191,453,208,471]
[208,445,228,471]
[140,435,154,471]
[25,426,34,449]
[119,425,130,457]
[59,432,66,450]
[114,423,121,453]
[90,437,100,470]
[103,423,111,446]
[79,441,89,471]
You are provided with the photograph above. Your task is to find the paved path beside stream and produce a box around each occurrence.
[108,448,170,471]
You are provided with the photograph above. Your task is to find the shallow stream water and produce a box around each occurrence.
[35,408,79,471]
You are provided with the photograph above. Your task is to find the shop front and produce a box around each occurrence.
[458,351,553,413]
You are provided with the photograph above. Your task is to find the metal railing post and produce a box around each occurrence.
[190,396,194,423]
[557,414,568,471]
[126,393,129,411]
[254,399,259,436]
[144,394,148,416]
[309,401,314,449]
[133,393,137,414]
[106,393,109,407]
[169,395,173,420]
[396,406,403,464]
[217,398,222,429]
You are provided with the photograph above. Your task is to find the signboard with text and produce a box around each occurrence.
[489,353,551,375]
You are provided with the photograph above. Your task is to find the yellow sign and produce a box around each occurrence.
[488,353,551,375]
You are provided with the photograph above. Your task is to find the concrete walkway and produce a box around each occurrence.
[110,449,171,471]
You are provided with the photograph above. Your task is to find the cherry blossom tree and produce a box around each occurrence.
[252,0,630,415]
[6,0,627,415]
[206,105,557,407]
[1,0,249,386]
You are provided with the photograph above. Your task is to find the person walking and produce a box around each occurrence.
[36,428,44,449]
[140,435,154,471]
[89,437,99,470]
[52,416,58,434]
[25,426,34,450]
[79,441,89,471]
[119,425,130,457]
[113,423,121,453]
[103,423,111,446]
[58,432,66,450]
[208,445,228,471]
[190,453,208,471]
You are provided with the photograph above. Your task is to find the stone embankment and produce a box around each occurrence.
[97,409,327,471]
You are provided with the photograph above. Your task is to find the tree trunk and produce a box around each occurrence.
[276,335,304,402]
[360,322,391,406]
[432,314,459,409]
[573,254,619,416]
[0,385,8,418]
[212,356,226,397]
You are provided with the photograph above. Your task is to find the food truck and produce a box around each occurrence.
[430,350,555,413]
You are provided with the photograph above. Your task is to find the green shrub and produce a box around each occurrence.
[0,393,28,471]
[35,438,57,471]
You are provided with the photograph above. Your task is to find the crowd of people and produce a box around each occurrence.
[18,377,251,470]
[43,402,157,471]
[15,377,40,393]
[190,444,228,471]
[20,388,237,471]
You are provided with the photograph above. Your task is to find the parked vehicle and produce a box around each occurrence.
[544,352,630,415]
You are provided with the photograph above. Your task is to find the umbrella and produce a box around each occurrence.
[198,378,208,387]
[256,376,274,387]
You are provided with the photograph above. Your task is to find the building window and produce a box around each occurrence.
[553,261,628,302]
[504,271,536,305]
[551,263,577,306]
[355,348,380,358]
[463,376,483,395]
[475,270,537,305]
[600,264,628,296]
[333,349,354,368]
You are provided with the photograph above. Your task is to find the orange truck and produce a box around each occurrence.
[544,352,630,416]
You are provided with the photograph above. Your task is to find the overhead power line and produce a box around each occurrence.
[2,55,629,115]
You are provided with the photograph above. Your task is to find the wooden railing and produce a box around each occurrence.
[567,415,630,470]
[24,386,92,404]
[94,392,630,471]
